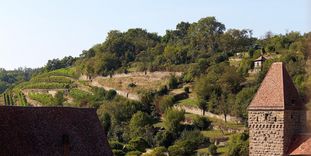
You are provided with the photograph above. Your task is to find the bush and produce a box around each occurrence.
[123,144,136,153]
[184,86,190,93]
[92,87,107,101]
[128,137,150,152]
[125,151,142,156]
[168,75,178,89]
[193,116,211,130]
[129,111,153,138]
[163,108,185,133]
[55,91,65,106]
[113,149,125,156]
[168,130,209,155]
[227,133,249,156]
[106,89,117,100]
[102,113,111,134]
[110,141,124,150]
[168,144,186,156]
[142,147,167,156]
[208,144,218,155]
[69,89,92,102]
[128,83,137,88]
[158,85,168,95]
[157,95,175,113]
[154,131,175,147]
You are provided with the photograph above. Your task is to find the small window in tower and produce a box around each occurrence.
[274,117,277,122]
[256,117,258,122]
[264,114,268,120]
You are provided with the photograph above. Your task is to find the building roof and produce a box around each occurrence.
[288,134,311,155]
[254,55,266,61]
[0,106,113,156]
[248,62,304,110]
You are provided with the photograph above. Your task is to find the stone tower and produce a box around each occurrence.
[248,62,306,156]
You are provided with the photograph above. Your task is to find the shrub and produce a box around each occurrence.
[128,137,150,152]
[168,75,178,89]
[102,113,111,134]
[208,144,218,155]
[227,133,249,156]
[125,151,142,156]
[163,108,185,133]
[168,130,209,155]
[158,95,175,113]
[158,85,168,95]
[142,147,167,156]
[113,149,125,156]
[55,91,65,106]
[123,144,136,153]
[69,89,92,101]
[193,116,211,130]
[184,86,190,93]
[106,89,117,100]
[92,87,107,101]
[154,131,175,147]
[128,83,137,88]
[109,141,124,150]
[129,111,153,139]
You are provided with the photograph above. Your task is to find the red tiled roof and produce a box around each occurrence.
[0,106,113,156]
[288,134,311,155]
[248,62,304,110]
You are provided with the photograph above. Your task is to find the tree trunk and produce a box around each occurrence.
[224,113,227,123]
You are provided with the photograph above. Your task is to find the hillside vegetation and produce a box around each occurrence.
[1,17,310,156]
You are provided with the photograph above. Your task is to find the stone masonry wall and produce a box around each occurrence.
[248,111,285,156]
[283,110,306,153]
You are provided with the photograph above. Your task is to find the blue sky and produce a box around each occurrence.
[0,0,310,70]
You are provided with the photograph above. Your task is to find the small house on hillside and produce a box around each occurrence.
[248,55,267,75]
[254,55,266,69]
[0,106,113,156]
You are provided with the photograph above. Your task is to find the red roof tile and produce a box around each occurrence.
[0,106,113,156]
[288,134,311,155]
[248,62,304,110]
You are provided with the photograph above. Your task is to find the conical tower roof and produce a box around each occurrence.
[248,62,304,110]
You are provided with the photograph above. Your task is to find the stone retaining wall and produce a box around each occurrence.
[176,105,243,123]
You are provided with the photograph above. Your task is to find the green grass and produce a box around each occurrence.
[197,146,228,156]
[37,68,79,79]
[201,130,226,138]
[177,97,198,107]
[69,88,92,101]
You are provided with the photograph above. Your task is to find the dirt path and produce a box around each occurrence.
[91,77,140,101]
